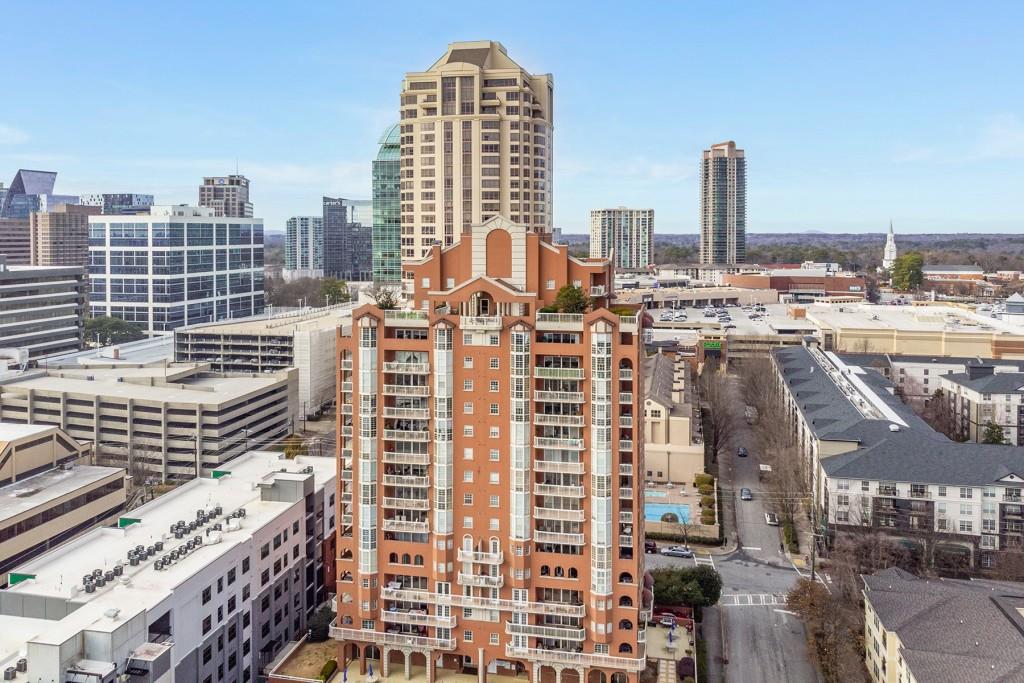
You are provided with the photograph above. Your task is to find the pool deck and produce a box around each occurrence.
[643,481,719,537]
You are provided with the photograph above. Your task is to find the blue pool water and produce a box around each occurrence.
[645,502,691,523]
[644,490,668,498]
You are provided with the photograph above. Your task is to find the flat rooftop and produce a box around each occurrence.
[0,422,55,442]
[1,364,288,404]
[805,303,1024,336]
[0,465,121,523]
[179,304,354,337]
[39,336,173,368]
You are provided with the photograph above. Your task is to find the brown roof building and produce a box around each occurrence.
[723,269,866,302]
[30,203,100,267]
[332,217,650,681]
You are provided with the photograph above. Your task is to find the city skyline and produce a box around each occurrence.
[2,2,1022,234]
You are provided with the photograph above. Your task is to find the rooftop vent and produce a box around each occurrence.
[889,424,900,432]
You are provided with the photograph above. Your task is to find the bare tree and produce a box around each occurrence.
[921,388,960,440]
[367,282,400,310]
[698,361,737,465]
[736,356,776,415]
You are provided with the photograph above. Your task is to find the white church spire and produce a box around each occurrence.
[883,220,897,270]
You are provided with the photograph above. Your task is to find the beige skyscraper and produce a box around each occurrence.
[700,141,746,265]
[399,41,553,278]
[30,203,100,267]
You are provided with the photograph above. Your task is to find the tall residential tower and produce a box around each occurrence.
[589,207,654,271]
[332,217,649,681]
[399,41,554,277]
[699,141,746,265]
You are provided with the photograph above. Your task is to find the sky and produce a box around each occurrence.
[1,1,1022,234]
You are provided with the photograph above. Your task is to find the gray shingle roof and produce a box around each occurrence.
[644,353,675,409]
[922,264,984,273]
[774,345,1024,486]
[863,568,1024,683]
[943,371,1024,394]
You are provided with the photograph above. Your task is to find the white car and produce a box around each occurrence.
[764,512,780,526]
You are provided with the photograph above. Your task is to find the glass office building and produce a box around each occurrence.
[88,206,265,334]
[322,197,372,282]
[371,123,402,285]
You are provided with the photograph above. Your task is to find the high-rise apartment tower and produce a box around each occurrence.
[199,174,253,218]
[332,217,650,682]
[284,215,325,280]
[589,207,654,271]
[30,203,101,266]
[699,141,746,265]
[399,41,554,277]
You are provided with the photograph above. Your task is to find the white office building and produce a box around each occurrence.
[283,216,324,281]
[88,205,265,335]
[0,451,336,683]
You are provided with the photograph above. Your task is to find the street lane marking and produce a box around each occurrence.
[720,593,788,607]
[741,546,761,551]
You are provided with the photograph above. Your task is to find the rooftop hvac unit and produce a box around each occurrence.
[15,660,25,673]
[4,666,15,680]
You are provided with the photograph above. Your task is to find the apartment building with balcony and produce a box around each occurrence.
[332,216,649,682]
[399,41,553,272]
[773,340,1024,570]
[939,365,1024,444]
[589,208,654,271]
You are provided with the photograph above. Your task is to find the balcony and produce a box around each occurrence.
[461,316,503,331]
[330,624,455,651]
[534,414,585,427]
[341,425,353,437]
[383,310,429,327]
[536,313,585,331]
[341,359,353,370]
[534,483,585,498]
[382,609,456,628]
[341,404,353,415]
[619,439,634,452]
[384,384,430,397]
[1004,493,1023,502]
[382,519,430,534]
[383,406,430,420]
[534,459,585,475]
[380,586,585,617]
[590,285,607,297]
[534,506,585,522]
[457,572,504,588]
[383,497,430,510]
[457,548,504,564]
[619,487,634,499]
[383,474,430,488]
[384,429,431,442]
[383,451,430,465]
[505,621,586,641]
[618,312,641,334]
[534,367,585,380]
[618,369,633,381]
[909,489,931,499]
[876,486,898,496]
[619,511,634,524]
[619,534,634,547]
[534,437,585,451]
[383,361,430,374]
[618,392,634,404]
[535,391,588,408]
[620,416,633,428]
[341,381,353,393]
[618,463,633,476]
[534,530,585,546]
[504,644,644,672]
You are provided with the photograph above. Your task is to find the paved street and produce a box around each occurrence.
[705,404,821,683]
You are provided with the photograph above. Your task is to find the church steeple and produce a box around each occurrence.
[883,220,897,270]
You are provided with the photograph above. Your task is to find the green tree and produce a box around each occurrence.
[320,278,351,305]
[85,316,145,346]
[890,251,925,291]
[308,605,335,642]
[554,284,591,314]
[650,566,722,607]
[983,420,1006,444]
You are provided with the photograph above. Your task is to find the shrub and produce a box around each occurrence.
[700,495,715,509]
[782,520,800,553]
[694,473,715,487]
[644,530,723,546]
[319,659,338,681]
[697,484,714,496]
[700,511,716,525]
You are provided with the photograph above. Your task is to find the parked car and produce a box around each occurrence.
[740,487,753,501]
[737,446,748,457]
[644,539,658,553]
[660,545,695,558]
[764,512,780,526]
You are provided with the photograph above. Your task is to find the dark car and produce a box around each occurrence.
[644,539,658,554]
[740,487,753,501]
[737,446,748,457]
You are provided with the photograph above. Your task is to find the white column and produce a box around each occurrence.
[357,318,379,576]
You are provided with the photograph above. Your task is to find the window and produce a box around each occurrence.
[202,587,212,604]
[260,543,269,559]
[463,402,474,415]
[490,633,499,645]
[938,486,947,497]
[489,518,500,530]
[463,471,474,482]
[489,334,500,346]
[861,481,869,492]
[228,596,236,613]
[546,280,555,290]
[228,568,236,585]
[490,380,499,392]
[960,487,973,499]
[463,425,474,437]
[489,357,499,370]
[959,520,973,533]
[202,616,212,634]
[464,379,474,391]
[490,495,499,507]
[960,503,972,516]
[464,356,473,368]
[464,630,473,642]
[242,557,250,573]
[836,480,850,491]
[489,426,500,438]
[464,493,474,505]
[489,403,499,415]
[261,570,270,586]
[463,517,473,529]
[489,449,499,461]
[463,447,474,460]
[202,645,212,664]
[489,472,499,484]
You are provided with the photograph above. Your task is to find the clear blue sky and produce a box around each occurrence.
[2,2,1022,234]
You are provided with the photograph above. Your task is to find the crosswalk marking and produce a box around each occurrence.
[694,554,716,568]
[719,593,788,607]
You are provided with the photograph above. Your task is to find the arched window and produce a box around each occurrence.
[618,643,633,653]
[618,596,633,607]
[401,553,411,564]
[540,565,550,576]
[388,552,398,563]
[618,619,633,630]
[618,572,633,584]
[611,673,628,683]
[414,555,424,566]
[555,566,565,577]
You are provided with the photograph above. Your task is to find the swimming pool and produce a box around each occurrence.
[645,490,668,498]
[645,502,691,524]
